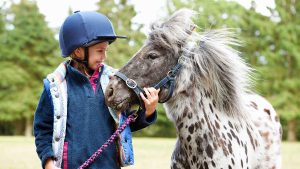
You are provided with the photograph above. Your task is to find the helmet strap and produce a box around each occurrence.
[71,47,92,74]
[83,47,89,67]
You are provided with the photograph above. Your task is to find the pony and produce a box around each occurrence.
[104,9,282,169]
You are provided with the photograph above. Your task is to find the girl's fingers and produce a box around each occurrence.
[147,87,157,97]
[144,88,152,99]
[140,92,150,105]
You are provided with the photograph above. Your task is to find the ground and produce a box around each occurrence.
[0,136,299,169]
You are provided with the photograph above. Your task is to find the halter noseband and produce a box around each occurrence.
[114,56,186,110]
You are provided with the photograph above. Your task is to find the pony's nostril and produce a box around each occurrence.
[107,87,114,98]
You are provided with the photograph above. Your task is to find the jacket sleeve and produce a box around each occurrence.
[129,109,157,132]
[33,85,55,168]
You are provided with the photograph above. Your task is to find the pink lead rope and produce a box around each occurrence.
[78,112,137,169]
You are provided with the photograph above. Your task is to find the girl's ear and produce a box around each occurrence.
[74,48,84,58]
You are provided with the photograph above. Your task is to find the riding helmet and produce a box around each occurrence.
[59,11,126,57]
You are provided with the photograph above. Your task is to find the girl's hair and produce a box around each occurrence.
[69,51,91,77]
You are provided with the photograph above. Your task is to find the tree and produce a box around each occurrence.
[259,0,300,141]
[0,0,61,136]
[96,0,146,68]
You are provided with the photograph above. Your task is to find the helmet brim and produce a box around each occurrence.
[83,36,127,47]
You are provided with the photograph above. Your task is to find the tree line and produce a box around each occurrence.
[0,0,299,141]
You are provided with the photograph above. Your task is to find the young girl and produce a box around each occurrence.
[33,11,159,169]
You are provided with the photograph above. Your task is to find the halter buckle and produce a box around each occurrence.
[125,78,137,89]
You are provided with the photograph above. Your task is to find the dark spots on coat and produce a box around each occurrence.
[209,103,213,113]
[204,90,211,98]
[228,165,232,169]
[247,127,255,150]
[241,159,244,168]
[203,108,213,133]
[204,161,209,169]
[182,107,188,118]
[228,121,234,129]
[203,133,208,141]
[230,130,236,139]
[188,112,193,119]
[188,124,195,134]
[212,99,216,108]
[228,142,233,154]
[201,118,205,124]
[199,99,204,108]
[212,160,216,167]
[205,144,214,158]
[187,135,191,142]
[215,113,220,120]
[222,133,226,140]
[181,90,190,97]
[215,120,220,129]
[178,122,183,131]
[192,155,197,163]
[195,121,201,130]
[250,101,258,110]
[213,142,218,150]
[195,135,203,145]
[197,146,204,154]
[264,108,271,116]
[244,145,248,155]
[227,132,232,140]
[231,158,235,165]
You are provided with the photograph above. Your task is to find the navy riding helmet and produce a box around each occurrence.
[59,11,126,57]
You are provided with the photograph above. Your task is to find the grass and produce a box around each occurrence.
[0,136,299,169]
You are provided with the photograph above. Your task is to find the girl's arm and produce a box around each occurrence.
[129,87,159,132]
[33,88,55,168]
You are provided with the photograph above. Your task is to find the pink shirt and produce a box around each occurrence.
[89,64,103,93]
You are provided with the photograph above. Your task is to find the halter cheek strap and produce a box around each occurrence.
[114,71,146,110]
[114,56,185,109]
[72,47,89,68]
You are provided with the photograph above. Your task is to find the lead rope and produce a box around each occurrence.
[78,112,137,169]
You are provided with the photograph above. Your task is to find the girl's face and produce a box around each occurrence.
[88,42,109,70]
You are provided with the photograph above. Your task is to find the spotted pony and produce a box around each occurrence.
[105,9,282,169]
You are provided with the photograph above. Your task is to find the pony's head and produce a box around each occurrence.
[105,9,253,116]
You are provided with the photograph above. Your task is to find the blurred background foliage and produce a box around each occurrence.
[0,0,299,141]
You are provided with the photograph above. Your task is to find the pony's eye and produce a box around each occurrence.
[147,53,159,60]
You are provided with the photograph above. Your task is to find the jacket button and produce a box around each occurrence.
[55,137,60,142]
[56,115,61,119]
[55,93,59,98]
[53,87,58,92]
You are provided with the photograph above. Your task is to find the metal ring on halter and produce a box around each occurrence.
[167,71,173,77]
[125,78,137,89]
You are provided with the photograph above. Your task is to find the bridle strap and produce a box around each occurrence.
[153,63,182,103]
[114,71,146,110]
[114,59,183,107]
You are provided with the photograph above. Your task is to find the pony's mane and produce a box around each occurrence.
[149,9,254,117]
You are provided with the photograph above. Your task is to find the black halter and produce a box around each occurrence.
[114,56,185,110]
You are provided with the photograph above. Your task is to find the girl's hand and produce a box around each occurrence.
[140,87,160,117]
[45,158,60,169]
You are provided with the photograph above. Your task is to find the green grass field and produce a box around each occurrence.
[0,136,299,169]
